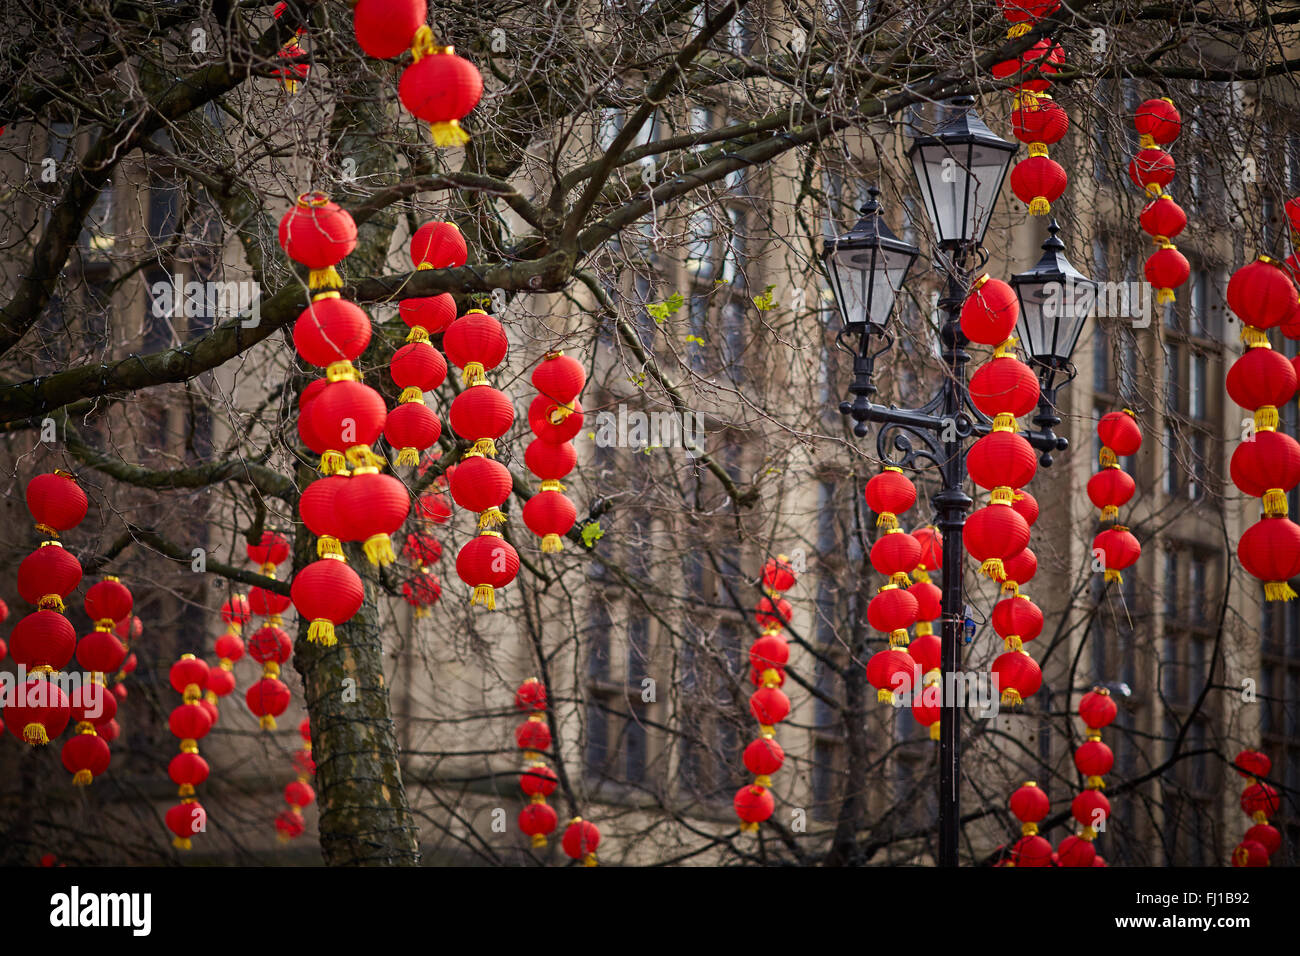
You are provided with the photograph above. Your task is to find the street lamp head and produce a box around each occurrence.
[1010,219,1097,374]
[906,95,1017,250]
[822,185,920,336]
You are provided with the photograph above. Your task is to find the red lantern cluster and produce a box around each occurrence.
[4,472,90,748]
[513,678,558,848]
[1225,261,1300,601]
[1231,749,1279,866]
[1091,410,1143,586]
[61,576,133,785]
[166,655,212,850]
[277,719,317,842]
[736,556,799,832]
[1006,781,1052,867]
[1125,98,1189,305]
[863,470,925,712]
[1057,687,1118,866]
[523,351,585,553]
[271,2,309,94]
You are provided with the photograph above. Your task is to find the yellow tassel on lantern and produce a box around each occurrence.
[1006,22,1031,37]
[992,411,1017,431]
[397,447,420,467]
[980,558,1005,580]
[178,783,195,797]
[584,853,598,866]
[1252,810,1269,825]
[1001,688,1024,707]
[1099,446,1117,468]
[1028,196,1051,215]
[739,821,759,833]
[541,533,564,553]
[877,688,895,703]
[990,486,1015,506]
[477,507,507,530]
[1264,488,1289,517]
[530,832,547,848]
[1255,405,1280,432]
[1086,775,1106,790]
[472,438,498,457]
[889,571,911,587]
[308,620,338,646]
[72,769,92,786]
[463,361,486,385]
[363,534,396,566]
[1001,580,1020,596]
[888,629,910,648]
[316,535,343,558]
[1028,142,1049,158]
[1138,133,1156,150]
[1241,325,1271,349]
[916,620,934,636]
[929,722,941,741]
[308,266,342,291]
[22,723,49,746]
[540,479,566,492]
[1004,635,1024,652]
[326,360,358,383]
[471,584,497,610]
[1104,569,1123,584]
[399,386,425,404]
[1100,504,1118,521]
[1021,821,1039,836]
[876,511,898,530]
[260,715,277,731]
[320,451,347,475]
[263,661,280,680]
[1154,287,1175,305]
[1080,826,1097,841]
[173,837,192,850]
[406,325,430,344]
[755,774,772,788]
[760,668,781,687]
[429,121,471,147]
[37,594,65,612]
[992,336,1018,359]
[1265,581,1298,602]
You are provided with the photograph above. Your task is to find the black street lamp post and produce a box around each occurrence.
[822,97,1098,867]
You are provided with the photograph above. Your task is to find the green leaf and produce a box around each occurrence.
[752,284,778,311]
[685,334,705,346]
[646,292,685,324]
[580,521,605,548]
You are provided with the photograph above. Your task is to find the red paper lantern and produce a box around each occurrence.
[1226,348,1297,430]
[525,439,576,482]
[562,819,601,864]
[247,532,291,569]
[1097,409,1142,456]
[869,530,921,583]
[1011,95,1068,146]
[1056,834,1096,866]
[61,730,111,785]
[914,526,942,571]
[533,352,587,405]
[168,751,210,791]
[166,800,205,850]
[867,585,919,638]
[969,355,1040,419]
[1079,688,1118,729]
[1093,525,1141,584]
[996,0,1060,36]
[455,532,520,609]
[1245,823,1281,856]
[114,614,142,642]
[1145,245,1190,305]
[1010,154,1067,215]
[1227,257,1298,331]
[336,469,411,564]
[1010,781,1049,823]
[69,680,116,725]
[1238,517,1300,601]
[1087,467,1136,520]
[410,221,468,270]
[76,629,127,674]
[1232,840,1269,867]
[403,531,443,565]
[992,650,1041,706]
[221,594,252,628]
[9,610,75,671]
[761,556,797,592]
[967,431,1037,492]
[291,557,365,645]
[743,736,785,778]
[519,802,558,848]
[864,467,916,529]
[443,310,508,383]
[515,717,551,753]
[1134,97,1182,146]
[293,297,372,368]
[749,634,790,674]
[390,341,447,399]
[527,394,583,443]
[1072,788,1110,830]
[275,809,306,841]
[249,585,292,619]
[514,678,547,712]
[353,0,427,59]
[749,686,791,726]
[1241,782,1280,820]
[248,624,292,666]
[1139,195,1187,242]
[415,491,452,524]
[398,39,484,146]
[520,763,558,797]
[1231,430,1300,514]
[912,696,941,740]
[246,677,291,730]
[992,594,1043,651]
[300,474,349,553]
[402,570,442,615]
[1234,749,1271,779]
[963,504,1030,580]
[449,453,513,521]
[755,595,793,630]
[734,784,775,830]
[523,490,577,553]
[277,193,357,289]
[991,39,1063,93]
[384,402,442,467]
[1012,834,1053,866]
[308,379,387,472]
[399,293,457,342]
[26,471,88,537]
[285,780,315,808]
[205,667,236,699]
[1128,149,1176,196]
[959,275,1019,345]
[1001,547,1037,594]
[1074,739,1114,785]
[908,581,942,632]
[169,702,213,741]
[82,577,132,627]
[451,385,516,456]
[866,648,920,703]
[4,676,70,745]
[17,544,82,611]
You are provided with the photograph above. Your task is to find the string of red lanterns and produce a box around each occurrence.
[1092,411,1143,586]
[863,470,923,709]
[522,351,585,552]
[1231,749,1280,866]
[734,556,798,831]
[1226,254,1300,600]
[276,719,317,842]
[165,655,212,851]
[1005,780,1052,866]
[513,678,558,848]
[1058,686,1117,867]
[4,472,89,747]
[61,576,132,784]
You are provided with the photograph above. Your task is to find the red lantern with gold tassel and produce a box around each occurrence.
[449,453,513,529]
[562,818,601,866]
[451,385,516,458]
[277,193,357,291]
[523,490,576,553]
[1093,525,1141,584]
[291,557,365,645]
[1239,516,1300,601]
[26,471,89,538]
[1007,781,1052,867]
[399,293,457,343]
[444,310,509,385]
[399,29,483,146]
[959,275,1019,345]
[455,531,520,609]
[1010,152,1067,216]
[864,467,916,530]
[353,0,427,59]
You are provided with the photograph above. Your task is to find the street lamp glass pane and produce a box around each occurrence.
[826,244,912,331]
[911,142,1009,246]
[1015,277,1097,367]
